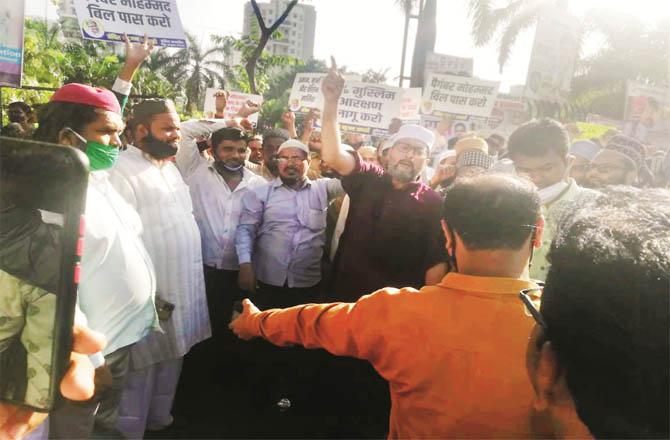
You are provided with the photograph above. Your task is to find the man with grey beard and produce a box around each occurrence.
[300,58,448,438]
[318,59,448,301]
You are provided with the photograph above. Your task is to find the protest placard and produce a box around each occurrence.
[622,80,670,144]
[288,73,415,136]
[203,89,263,126]
[485,94,529,135]
[421,73,500,119]
[524,4,580,102]
[72,0,187,48]
[0,0,25,88]
[424,52,473,82]
[399,88,422,121]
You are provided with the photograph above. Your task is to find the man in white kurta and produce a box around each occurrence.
[109,100,211,439]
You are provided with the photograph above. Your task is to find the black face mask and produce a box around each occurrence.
[142,131,178,160]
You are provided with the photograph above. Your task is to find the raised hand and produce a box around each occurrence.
[281,111,296,126]
[321,56,345,105]
[123,34,154,68]
[236,100,261,118]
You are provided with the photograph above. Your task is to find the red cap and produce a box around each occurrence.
[50,83,121,114]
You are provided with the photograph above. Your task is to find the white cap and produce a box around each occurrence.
[436,149,457,164]
[383,124,435,153]
[277,139,309,155]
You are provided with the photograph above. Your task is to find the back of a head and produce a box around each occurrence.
[543,186,670,438]
[508,118,569,159]
[442,173,540,250]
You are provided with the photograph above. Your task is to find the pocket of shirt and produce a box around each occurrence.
[304,207,327,231]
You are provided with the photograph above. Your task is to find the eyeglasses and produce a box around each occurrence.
[277,156,306,164]
[519,285,548,330]
[393,143,428,158]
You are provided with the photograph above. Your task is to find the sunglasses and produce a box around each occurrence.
[519,284,548,330]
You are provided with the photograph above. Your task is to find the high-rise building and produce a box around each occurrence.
[242,0,316,61]
[56,0,81,40]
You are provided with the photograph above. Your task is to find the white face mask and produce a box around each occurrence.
[538,180,570,205]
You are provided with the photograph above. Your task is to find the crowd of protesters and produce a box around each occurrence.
[0,37,669,440]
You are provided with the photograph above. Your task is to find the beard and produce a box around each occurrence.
[279,166,304,186]
[388,159,418,183]
[141,132,179,159]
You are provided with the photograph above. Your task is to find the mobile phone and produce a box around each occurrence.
[0,136,89,412]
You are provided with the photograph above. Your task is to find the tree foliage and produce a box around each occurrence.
[245,0,299,94]
[467,0,668,119]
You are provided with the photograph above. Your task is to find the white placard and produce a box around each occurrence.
[424,52,473,79]
[203,89,263,126]
[524,4,580,101]
[422,73,500,118]
[72,0,187,48]
[288,73,418,136]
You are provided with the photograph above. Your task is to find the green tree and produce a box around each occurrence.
[361,68,390,84]
[245,0,299,94]
[467,0,559,72]
[160,33,228,112]
[571,12,668,118]
[467,1,668,119]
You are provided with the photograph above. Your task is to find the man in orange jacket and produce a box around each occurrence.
[230,173,545,439]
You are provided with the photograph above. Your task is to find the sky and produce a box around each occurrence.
[25,0,669,93]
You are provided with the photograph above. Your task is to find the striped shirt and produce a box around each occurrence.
[176,120,266,270]
[109,146,211,368]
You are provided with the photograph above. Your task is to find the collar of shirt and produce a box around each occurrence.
[438,272,537,294]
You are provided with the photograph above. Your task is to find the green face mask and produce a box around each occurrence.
[63,127,119,171]
[85,140,119,171]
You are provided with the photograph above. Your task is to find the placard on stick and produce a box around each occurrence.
[72,0,187,48]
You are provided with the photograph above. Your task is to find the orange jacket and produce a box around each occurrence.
[237,273,540,439]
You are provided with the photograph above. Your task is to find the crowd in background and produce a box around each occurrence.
[0,38,668,440]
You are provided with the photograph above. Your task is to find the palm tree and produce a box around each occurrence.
[162,33,228,112]
[466,0,667,120]
[571,11,668,118]
[467,0,561,72]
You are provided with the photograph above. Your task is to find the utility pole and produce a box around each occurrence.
[398,0,423,88]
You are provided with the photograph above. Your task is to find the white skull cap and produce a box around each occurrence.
[277,139,310,155]
[382,124,435,153]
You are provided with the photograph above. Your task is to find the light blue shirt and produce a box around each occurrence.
[236,177,344,288]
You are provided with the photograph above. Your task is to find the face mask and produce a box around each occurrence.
[86,141,120,171]
[142,131,178,160]
[64,127,119,171]
[214,160,243,174]
[538,180,569,205]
